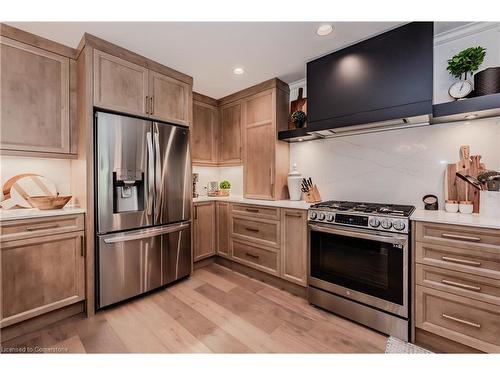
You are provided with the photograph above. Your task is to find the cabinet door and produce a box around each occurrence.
[216,202,230,257]
[149,71,190,126]
[1,231,85,327]
[193,202,216,261]
[93,49,149,116]
[243,91,275,199]
[1,37,70,154]
[219,102,242,165]
[192,101,218,165]
[281,209,307,286]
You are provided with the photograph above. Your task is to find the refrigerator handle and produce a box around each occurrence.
[153,125,161,222]
[146,131,154,217]
[103,222,190,244]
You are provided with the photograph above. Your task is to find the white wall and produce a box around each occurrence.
[0,156,72,200]
[434,22,500,104]
[290,118,500,209]
[192,165,243,196]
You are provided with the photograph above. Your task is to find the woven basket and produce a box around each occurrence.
[474,67,500,96]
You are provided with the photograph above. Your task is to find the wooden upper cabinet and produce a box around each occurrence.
[0,37,71,155]
[192,95,218,165]
[149,71,190,126]
[219,102,242,165]
[93,49,149,116]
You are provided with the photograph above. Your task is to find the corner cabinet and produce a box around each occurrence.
[93,49,192,126]
[0,37,75,157]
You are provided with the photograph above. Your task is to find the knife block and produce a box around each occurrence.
[305,185,321,203]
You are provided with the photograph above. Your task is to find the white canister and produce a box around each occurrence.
[445,200,459,213]
[459,201,473,214]
[287,164,302,201]
[480,191,500,218]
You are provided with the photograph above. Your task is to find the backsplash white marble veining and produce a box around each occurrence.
[290,118,500,209]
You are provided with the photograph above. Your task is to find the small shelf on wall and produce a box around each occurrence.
[277,127,322,143]
[432,92,500,123]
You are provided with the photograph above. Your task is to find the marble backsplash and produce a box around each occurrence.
[290,118,500,209]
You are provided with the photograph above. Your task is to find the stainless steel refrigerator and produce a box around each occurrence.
[95,111,191,309]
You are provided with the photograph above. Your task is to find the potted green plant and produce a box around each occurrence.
[291,110,307,128]
[219,180,231,196]
[446,46,486,100]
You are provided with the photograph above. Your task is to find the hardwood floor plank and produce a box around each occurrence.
[74,314,128,353]
[203,263,266,293]
[168,283,296,353]
[128,296,212,353]
[270,322,339,353]
[103,304,170,353]
[47,335,86,353]
[153,289,251,353]
[194,268,238,292]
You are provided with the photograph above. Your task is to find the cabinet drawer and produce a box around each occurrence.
[416,222,500,250]
[416,264,500,306]
[231,204,279,220]
[415,286,500,353]
[0,214,85,242]
[232,239,278,275]
[415,242,500,280]
[232,216,279,248]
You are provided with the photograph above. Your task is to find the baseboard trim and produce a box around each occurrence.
[214,256,307,298]
[1,302,85,343]
[414,328,482,353]
[194,255,216,270]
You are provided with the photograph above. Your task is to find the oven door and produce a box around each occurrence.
[308,223,408,318]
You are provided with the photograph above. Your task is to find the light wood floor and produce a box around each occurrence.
[1,264,388,353]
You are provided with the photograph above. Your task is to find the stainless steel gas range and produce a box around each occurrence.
[307,201,415,341]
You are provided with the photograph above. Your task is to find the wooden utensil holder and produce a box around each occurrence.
[305,185,321,203]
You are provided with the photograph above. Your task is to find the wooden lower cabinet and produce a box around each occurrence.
[193,202,216,261]
[280,209,308,286]
[1,230,85,328]
[216,202,230,258]
[413,221,500,353]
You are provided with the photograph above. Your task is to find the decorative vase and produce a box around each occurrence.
[294,120,305,128]
[287,163,302,201]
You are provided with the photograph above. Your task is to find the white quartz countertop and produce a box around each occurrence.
[193,195,311,210]
[0,207,86,222]
[410,209,500,230]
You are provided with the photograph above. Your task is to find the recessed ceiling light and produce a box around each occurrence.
[298,138,304,142]
[316,24,333,36]
[233,67,245,75]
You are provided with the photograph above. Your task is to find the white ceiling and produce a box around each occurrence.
[7,22,472,99]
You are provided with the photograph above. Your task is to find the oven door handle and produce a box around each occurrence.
[308,223,408,246]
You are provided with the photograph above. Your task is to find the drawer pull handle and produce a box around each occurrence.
[245,252,259,259]
[442,313,481,329]
[441,256,481,267]
[245,208,259,213]
[441,279,481,291]
[441,233,481,242]
[245,227,260,232]
[26,224,60,231]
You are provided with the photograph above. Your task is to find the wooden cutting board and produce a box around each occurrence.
[1,175,57,209]
[445,146,486,213]
[288,87,307,130]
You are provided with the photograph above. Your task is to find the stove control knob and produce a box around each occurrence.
[369,217,380,228]
[326,213,335,222]
[381,219,392,229]
[317,212,325,221]
[393,220,406,231]
[309,211,317,220]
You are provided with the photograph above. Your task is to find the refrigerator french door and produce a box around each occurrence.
[95,111,191,308]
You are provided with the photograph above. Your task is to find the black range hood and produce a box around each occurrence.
[303,22,434,138]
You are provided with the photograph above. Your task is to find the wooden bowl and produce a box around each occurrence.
[26,195,72,210]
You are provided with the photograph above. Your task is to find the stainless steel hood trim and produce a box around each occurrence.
[103,222,190,244]
[310,115,430,139]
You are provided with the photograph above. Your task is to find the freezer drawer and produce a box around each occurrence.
[98,222,191,308]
